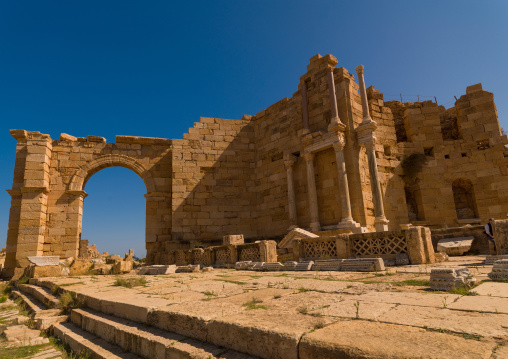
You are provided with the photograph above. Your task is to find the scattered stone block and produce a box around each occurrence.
[485,255,508,265]
[112,260,133,274]
[252,262,265,271]
[235,261,252,270]
[282,261,298,271]
[294,261,314,271]
[106,255,122,264]
[279,228,318,249]
[341,258,385,272]
[26,256,60,266]
[395,253,410,266]
[488,259,508,281]
[223,234,244,245]
[313,259,343,271]
[176,264,200,273]
[436,236,474,256]
[202,266,214,272]
[434,252,449,263]
[430,268,476,291]
[263,262,284,271]
[25,264,62,278]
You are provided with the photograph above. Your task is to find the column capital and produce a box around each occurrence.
[283,154,297,168]
[332,134,346,151]
[356,121,377,147]
[355,64,365,75]
[66,190,88,199]
[302,151,315,162]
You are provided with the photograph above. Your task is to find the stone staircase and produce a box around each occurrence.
[12,280,258,359]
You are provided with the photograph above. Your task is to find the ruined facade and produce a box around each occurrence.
[4,54,508,275]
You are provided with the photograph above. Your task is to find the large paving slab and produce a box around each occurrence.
[448,295,508,314]
[377,304,508,337]
[474,282,508,297]
[299,320,497,359]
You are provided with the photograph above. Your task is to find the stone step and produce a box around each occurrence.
[71,307,258,359]
[53,322,142,359]
[18,284,60,308]
[10,290,62,318]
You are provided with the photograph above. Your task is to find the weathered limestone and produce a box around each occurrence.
[303,152,320,232]
[5,53,508,276]
[222,234,244,245]
[355,65,389,232]
[279,228,319,249]
[26,256,59,266]
[430,268,476,291]
[493,219,508,254]
[437,236,474,256]
[284,154,298,230]
[485,254,508,265]
[341,258,385,272]
[488,259,508,281]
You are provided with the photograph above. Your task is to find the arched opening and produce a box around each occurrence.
[81,167,147,258]
[452,178,478,219]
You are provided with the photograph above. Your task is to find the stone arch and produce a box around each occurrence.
[452,178,478,219]
[68,154,155,194]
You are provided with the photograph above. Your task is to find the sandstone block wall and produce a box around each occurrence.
[5,53,508,275]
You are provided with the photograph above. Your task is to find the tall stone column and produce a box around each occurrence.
[327,67,345,128]
[355,65,389,232]
[284,154,298,230]
[332,139,356,227]
[355,65,373,124]
[303,152,320,232]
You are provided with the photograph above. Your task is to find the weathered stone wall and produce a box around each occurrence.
[5,53,508,276]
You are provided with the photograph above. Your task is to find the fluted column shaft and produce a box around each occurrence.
[365,142,386,219]
[333,141,354,225]
[303,152,320,232]
[355,64,388,231]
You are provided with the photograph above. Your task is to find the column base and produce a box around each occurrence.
[337,218,360,229]
[374,217,389,232]
[309,222,321,232]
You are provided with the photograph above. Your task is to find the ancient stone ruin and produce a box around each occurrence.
[4,53,508,276]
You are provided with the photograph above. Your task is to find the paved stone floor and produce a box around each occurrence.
[34,255,508,358]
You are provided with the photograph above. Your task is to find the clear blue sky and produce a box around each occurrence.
[1,1,507,258]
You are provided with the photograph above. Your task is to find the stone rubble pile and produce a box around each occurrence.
[234,258,385,272]
[430,268,476,291]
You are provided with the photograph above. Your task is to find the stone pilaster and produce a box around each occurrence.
[284,154,298,230]
[65,190,87,258]
[303,152,320,232]
[355,65,389,232]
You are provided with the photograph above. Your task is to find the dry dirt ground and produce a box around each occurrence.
[34,255,507,358]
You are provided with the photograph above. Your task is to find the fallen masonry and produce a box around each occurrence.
[429,268,477,291]
[4,255,506,359]
[488,259,508,281]
[485,254,508,265]
[436,237,474,256]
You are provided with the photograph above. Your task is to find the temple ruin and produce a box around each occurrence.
[3,54,508,276]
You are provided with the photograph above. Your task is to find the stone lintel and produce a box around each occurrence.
[115,135,172,146]
[60,133,77,142]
